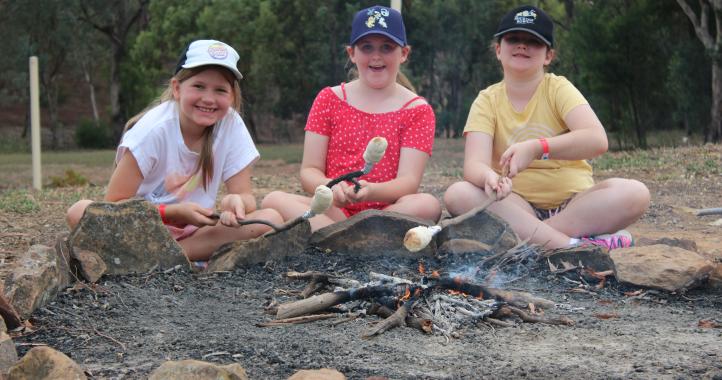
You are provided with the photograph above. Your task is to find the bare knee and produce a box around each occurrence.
[254,208,284,226]
[444,181,481,216]
[410,193,442,222]
[261,191,289,210]
[66,199,94,229]
[624,179,650,217]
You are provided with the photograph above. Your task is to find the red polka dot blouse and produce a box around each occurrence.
[305,84,435,215]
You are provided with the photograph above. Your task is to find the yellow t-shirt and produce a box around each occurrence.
[464,73,594,209]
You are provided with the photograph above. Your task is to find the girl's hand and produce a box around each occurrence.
[499,140,541,178]
[484,173,512,201]
[331,182,351,208]
[345,180,372,203]
[219,194,246,227]
[168,203,216,227]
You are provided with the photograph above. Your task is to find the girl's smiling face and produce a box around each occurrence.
[172,67,235,131]
[496,31,554,75]
[347,35,410,89]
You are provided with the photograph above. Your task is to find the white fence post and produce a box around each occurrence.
[29,56,42,190]
[391,0,401,13]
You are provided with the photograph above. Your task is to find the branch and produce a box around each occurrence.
[677,0,714,48]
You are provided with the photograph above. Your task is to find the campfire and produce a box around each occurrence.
[260,253,575,340]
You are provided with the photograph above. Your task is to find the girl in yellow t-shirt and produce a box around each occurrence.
[443,5,649,250]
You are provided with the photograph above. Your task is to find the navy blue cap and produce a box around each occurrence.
[350,5,406,46]
[494,5,554,47]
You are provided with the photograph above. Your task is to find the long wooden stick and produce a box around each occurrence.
[697,207,722,216]
[256,314,336,327]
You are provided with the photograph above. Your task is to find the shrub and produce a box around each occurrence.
[75,119,111,149]
[0,190,40,213]
[48,169,89,188]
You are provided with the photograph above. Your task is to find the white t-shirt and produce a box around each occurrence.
[117,101,259,209]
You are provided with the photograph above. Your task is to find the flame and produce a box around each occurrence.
[418,261,426,274]
[400,287,411,301]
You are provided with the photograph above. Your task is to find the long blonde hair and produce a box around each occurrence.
[123,66,242,190]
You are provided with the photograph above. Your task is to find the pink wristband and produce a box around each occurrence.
[538,138,550,160]
[158,204,169,224]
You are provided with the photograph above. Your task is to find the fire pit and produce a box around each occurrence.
[13,237,722,379]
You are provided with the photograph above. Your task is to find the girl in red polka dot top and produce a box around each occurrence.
[262,5,441,231]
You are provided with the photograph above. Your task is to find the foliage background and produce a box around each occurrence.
[0,0,716,149]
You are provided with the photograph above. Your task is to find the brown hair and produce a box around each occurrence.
[122,66,242,190]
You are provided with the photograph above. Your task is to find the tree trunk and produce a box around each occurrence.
[82,66,99,124]
[708,59,722,142]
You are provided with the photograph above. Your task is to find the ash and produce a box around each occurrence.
[15,248,722,379]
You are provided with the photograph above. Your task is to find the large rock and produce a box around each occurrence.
[708,262,722,290]
[69,249,107,283]
[148,359,248,380]
[636,237,698,252]
[309,210,437,257]
[436,207,519,255]
[0,331,18,376]
[3,245,64,319]
[208,220,311,271]
[288,368,346,380]
[69,199,188,274]
[545,245,613,272]
[610,244,714,292]
[8,346,86,380]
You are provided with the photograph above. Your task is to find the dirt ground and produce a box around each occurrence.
[2,139,722,379]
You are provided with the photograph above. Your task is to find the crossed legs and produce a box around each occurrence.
[444,178,650,249]
[262,191,442,232]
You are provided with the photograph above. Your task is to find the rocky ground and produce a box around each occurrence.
[1,139,721,379]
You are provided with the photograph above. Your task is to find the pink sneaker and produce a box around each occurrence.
[580,230,633,250]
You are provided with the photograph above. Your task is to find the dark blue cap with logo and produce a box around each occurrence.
[494,5,554,47]
[350,5,406,46]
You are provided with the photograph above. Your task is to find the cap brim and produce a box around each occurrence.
[350,30,405,46]
[181,62,243,80]
[494,28,552,47]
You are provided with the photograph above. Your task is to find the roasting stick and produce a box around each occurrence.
[210,184,333,233]
[326,136,388,192]
[404,165,510,252]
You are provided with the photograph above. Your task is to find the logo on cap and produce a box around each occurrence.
[207,43,228,60]
[365,7,389,29]
[514,10,537,25]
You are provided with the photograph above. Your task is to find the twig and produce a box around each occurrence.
[93,327,126,351]
[256,313,336,327]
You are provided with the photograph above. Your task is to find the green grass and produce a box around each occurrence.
[0,145,305,167]
[0,150,116,166]
[257,144,303,164]
[0,190,40,213]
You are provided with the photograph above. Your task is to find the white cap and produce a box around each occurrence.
[175,39,243,80]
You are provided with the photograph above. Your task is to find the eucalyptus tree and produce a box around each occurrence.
[676,0,722,143]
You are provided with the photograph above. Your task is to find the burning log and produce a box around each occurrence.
[326,137,388,192]
[276,284,412,319]
[366,303,433,334]
[363,289,424,338]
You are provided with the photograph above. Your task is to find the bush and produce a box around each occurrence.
[0,190,40,213]
[49,169,89,188]
[75,119,112,149]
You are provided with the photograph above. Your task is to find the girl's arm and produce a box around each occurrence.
[501,104,608,177]
[463,132,511,199]
[300,131,352,207]
[218,165,257,226]
[105,150,143,201]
